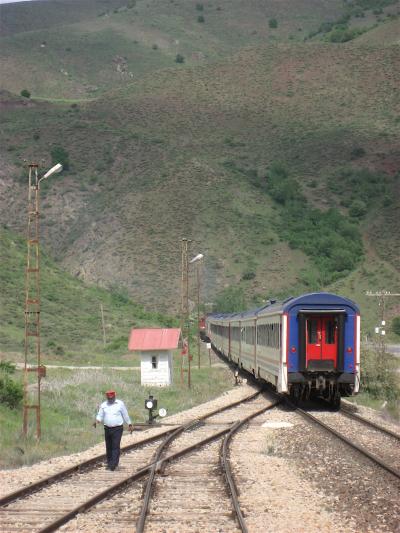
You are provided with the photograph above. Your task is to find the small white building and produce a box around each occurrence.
[128,328,181,387]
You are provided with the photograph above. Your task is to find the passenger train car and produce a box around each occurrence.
[206,292,360,407]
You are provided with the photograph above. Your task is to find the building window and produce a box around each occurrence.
[151,356,158,369]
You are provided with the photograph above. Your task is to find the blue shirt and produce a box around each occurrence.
[96,399,132,427]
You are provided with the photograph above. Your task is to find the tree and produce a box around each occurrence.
[175,54,185,64]
[392,316,400,336]
[349,199,367,218]
[269,18,278,28]
[50,145,70,171]
[20,89,31,98]
[214,286,246,313]
[0,361,23,409]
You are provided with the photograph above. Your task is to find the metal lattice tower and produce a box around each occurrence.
[23,164,44,439]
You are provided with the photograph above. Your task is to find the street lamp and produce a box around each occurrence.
[41,163,63,181]
[23,162,63,439]
[190,253,204,369]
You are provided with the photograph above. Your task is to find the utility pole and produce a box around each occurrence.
[23,163,62,439]
[189,253,204,370]
[23,164,42,439]
[196,259,201,369]
[366,290,400,357]
[100,303,107,347]
[180,238,191,387]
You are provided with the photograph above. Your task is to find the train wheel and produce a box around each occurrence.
[331,390,341,410]
[290,385,301,405]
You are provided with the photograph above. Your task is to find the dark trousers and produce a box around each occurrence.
[104,425,123,468]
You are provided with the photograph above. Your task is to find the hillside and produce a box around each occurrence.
[0,226,174,356]
[0,0,399,336]
[0,0,347,98]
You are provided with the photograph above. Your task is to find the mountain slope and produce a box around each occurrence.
[0,1,399,331]
[0,226,173,355]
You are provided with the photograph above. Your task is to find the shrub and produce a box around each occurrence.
[361,349,400,401]
[50,146,70,171]
[265,163,363,284]
[328,27,366,43]
[0,360,16,374]
[214,286,246,313]
[197,15,205,23]
[196,3,204,10]
[175,54,185,64]
[0,374,23,409]
[242,271,256,281]
[20,89,31,98]
[269,18,278,28]
[350,146,366,159]
[392,316,400,336]
[349,199,367,218]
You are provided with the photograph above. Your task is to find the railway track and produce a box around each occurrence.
[340,404,400,440]
[0,389,278,533]
[291,402,400,480]
[135,395,279,533]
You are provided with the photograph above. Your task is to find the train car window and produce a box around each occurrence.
[256,323,281,348]
[307,319,318,344]
[326,320,336,344]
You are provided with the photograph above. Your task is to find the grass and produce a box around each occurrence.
[0,351,235,468]
[347,392,400,421]
[0,0,347,98]
[0,226,177,359]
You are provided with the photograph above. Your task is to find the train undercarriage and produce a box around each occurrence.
[288,373,355,409]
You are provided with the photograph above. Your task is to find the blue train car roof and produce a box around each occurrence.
[207,292,359,320]
[281,292,359,314]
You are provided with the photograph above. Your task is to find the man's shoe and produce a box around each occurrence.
[110,466,116,471]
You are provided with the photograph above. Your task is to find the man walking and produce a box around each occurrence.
[93,390,133,470]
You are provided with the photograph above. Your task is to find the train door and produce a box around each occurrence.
[306,316,338,370]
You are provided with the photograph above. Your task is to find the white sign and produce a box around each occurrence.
[159,408,167,417]
[206,343,211,350]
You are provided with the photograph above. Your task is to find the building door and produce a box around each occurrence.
[306,316,338,369]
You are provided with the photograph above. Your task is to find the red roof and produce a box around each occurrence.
[128,328,181,351]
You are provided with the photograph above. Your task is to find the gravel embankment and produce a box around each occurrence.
[0,384,256,498]
[1,387,399,532]
[235,403,399,532]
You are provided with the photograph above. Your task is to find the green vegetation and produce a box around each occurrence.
[266,163,363,285]
[20,89,30,98]
[359,348,400,418]
[328,167,391,212]
[0,360,235,467]
[214,286,246,313]
[269,18,278,29]
[0,226,175,361]
[0,361,23,409]
[327,26,368,42]
[392,317,400,336]
[50,145,70,171]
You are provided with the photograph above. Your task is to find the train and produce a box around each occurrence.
[205,292,360,408]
